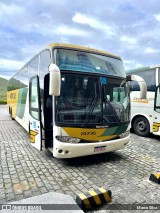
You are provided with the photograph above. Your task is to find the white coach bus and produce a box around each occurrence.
[127,65,160,137]
[7,43,146,158]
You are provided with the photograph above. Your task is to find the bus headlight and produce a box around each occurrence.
[56,136,81,143]
[119,131,130,139]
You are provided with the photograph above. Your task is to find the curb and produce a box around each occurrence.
[149,173,160,184]
[4,192,83,213]
[76,187,111,210]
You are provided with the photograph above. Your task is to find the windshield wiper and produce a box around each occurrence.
[104,96,121,125]
[81,94,99,127]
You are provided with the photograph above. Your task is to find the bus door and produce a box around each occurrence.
[153,85,160,135]
[29,76,42,150]
[43,74,53,148]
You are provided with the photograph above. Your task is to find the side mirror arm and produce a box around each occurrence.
[127,74,147,99]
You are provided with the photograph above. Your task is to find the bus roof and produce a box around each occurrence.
[48,43,121,60]
[126,65,160,74]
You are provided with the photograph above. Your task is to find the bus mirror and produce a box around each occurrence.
[127,74,147,99]
[49,63,61,96]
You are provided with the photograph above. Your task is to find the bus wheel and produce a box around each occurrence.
[133,117,150,137]
[10,109,14,120]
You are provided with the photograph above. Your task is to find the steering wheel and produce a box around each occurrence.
[65,97,87,107]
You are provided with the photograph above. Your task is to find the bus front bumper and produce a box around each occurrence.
[52,135,130,158]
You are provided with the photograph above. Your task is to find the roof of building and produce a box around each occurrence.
[126,65,160,73]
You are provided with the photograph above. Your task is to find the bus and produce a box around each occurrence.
[7,43,146,158]
[127,65,160,137]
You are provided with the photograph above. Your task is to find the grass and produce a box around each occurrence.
[0,77,8,104]
[0,100,7,104]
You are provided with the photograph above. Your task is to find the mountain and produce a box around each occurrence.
[0,77,8,104]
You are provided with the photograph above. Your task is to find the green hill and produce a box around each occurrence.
[0,77,8,104]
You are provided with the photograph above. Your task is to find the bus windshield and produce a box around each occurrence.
[55,48,126,78]
[56,73,130,127]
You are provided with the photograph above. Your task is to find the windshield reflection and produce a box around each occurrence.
[102,78,130,124]
[55,48,126,77]
[56,74,130,127]
[56,74,101,126]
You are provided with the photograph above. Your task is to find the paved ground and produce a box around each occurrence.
[0,105,160,212]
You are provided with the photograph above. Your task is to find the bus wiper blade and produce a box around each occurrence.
[104,96,121,125]
[81,95,99,127]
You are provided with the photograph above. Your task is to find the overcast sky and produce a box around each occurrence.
[0,0,160,79]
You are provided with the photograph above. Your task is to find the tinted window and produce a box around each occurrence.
[130,69,156,92]
[155,86,160,113]
[56,74,101,125]
[30,77,39,120]
[18,66,29,87]
[158,68,160,85]
[8,66,28,91]
[39,50,51,90]
[8,77,19,91]
[8,55,39,92]
[129,81,140,91]
[28,56,39,78]
[54,48,126,78]
[39,50,51,109]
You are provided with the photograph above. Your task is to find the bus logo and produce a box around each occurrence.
[132,97,149,103]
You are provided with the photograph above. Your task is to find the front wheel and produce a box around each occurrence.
[133,117,150,137]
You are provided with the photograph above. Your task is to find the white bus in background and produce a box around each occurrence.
[126,65,160,137]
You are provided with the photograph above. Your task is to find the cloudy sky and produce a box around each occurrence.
[0,0,160,79]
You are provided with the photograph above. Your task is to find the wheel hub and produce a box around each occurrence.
[138,121,146,131]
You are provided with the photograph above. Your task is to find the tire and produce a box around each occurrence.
[133,116,150,137]
[10,109,14,120]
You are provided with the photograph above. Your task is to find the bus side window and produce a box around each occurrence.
[159,68,160,85]
[39,50,51,111]
[28,56,39,78]
[155,86,160,113]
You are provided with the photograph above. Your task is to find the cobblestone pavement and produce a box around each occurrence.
[0,105,160,212]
